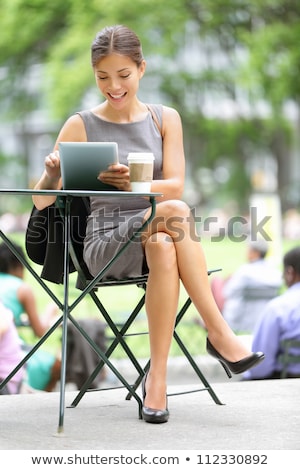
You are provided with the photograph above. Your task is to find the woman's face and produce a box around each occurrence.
[94,53,146,109]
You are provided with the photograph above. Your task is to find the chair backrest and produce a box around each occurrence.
[227,285,280,333]
[242,285,280,301]
[278,339,300,378]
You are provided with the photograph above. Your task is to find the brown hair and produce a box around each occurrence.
[91,25,144,68]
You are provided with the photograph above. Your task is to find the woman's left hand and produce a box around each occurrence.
[98,163,131,191]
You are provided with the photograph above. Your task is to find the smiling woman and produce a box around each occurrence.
[92,25,146,118]
[94,54,144,110]
[32,24,264,424]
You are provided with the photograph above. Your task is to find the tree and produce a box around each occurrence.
[238,0,300,207]
[162,0,299,209]
[0,0,299,210]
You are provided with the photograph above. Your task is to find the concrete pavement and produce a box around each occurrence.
[0,360,299,451]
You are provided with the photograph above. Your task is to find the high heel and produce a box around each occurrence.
[141,372,169,424]
[206,338,265,378]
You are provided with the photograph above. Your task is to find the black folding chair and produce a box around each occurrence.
[31,192,223,412]
[68,266,223,410]
[50,197,224,411]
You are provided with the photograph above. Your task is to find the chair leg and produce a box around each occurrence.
[68,268,225,416]
[125,360,150,401]
[172,330,224,405]
[67,314,143,418]
[69,288,146,407]
[171,297,224,405]
[125,297,224,405]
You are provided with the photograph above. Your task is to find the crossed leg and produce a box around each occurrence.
[142,199,251,410]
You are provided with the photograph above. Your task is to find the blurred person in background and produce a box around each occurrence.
[211,239,282,334]
[0,241,107,392]
[243,245,300,380]
[0,301,25,394]
[0,241,61,392]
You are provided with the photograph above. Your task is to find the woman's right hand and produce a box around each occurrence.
[33,113,87,209]
[33,150,62,209]
[44,150,61,181]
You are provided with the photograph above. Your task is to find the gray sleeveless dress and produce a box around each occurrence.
[78,105,163,280]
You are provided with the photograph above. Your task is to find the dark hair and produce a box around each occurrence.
[91,25,144,68]
[0,241,24,273]
[249,240,268,259]
[283,246,300,274]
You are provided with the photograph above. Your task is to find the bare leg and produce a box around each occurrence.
[142,200,251,362]
[143,232,179,410]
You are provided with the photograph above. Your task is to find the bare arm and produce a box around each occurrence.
[17,283,52,338]
[153,105,185,201]
[0,306,10,335]
[32,114,87,210]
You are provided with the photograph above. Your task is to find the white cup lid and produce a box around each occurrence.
[127,152,155,162]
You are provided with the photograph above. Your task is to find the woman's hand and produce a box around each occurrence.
[44,150,61,182]
[98,163,131,191]
[33,150,61,208]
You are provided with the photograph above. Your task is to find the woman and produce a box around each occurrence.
[0,242,59,337]
[0,241,61,391]
[33,25,264,423]
[0,301,25,394]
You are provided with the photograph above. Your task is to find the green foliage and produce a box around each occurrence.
[240,10,300,108]
[0,0,73,115]
[44,0,190,119]
[0,0,299,209]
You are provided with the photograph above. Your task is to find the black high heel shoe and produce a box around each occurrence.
[206,338,265,378]
[141,372,169,424]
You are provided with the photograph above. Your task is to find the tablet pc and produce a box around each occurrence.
[59,142,119,190]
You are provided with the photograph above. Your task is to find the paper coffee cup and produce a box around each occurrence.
[127,153,155,192]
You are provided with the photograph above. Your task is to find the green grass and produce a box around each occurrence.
[8,233,300,360]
